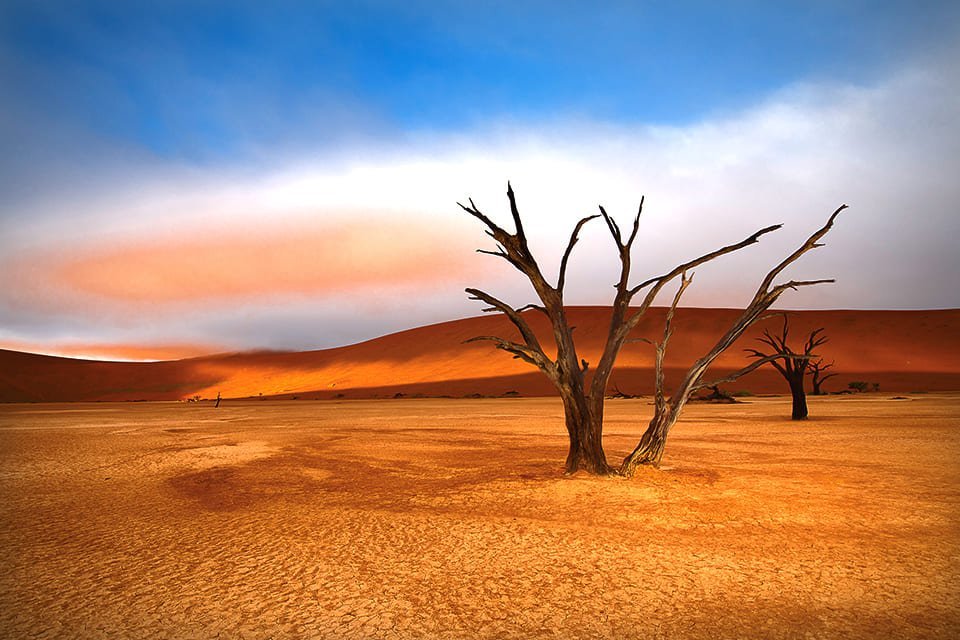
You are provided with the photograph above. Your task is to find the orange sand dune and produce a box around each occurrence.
[2,308,959,402]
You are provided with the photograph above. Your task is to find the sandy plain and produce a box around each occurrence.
[1,394,958,639]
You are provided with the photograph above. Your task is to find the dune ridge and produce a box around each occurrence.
[2,307,958,402]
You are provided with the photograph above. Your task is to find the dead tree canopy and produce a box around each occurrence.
[746,314,829,420]
[810,358,838,395]
[461,183,846,476]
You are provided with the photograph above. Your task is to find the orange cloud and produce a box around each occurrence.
[0,340,224,362]
[39,215,478,305]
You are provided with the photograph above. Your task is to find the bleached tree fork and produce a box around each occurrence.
[619,205,847,475]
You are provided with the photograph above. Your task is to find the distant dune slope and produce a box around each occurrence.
[2,308,959,402]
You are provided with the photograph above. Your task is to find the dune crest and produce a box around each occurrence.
[2,307,958,402]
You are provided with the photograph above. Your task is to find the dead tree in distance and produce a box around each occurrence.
[461,183,845,476]
[746,314,829,419]
[809,358,838,395]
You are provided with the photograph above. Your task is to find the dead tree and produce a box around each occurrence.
[745,315,828,420]
[809,358,838,395]
[461,183,845,476]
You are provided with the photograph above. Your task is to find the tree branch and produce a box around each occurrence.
[759,204,847,294]
[464,336,555,375]
[626,197,644,248]
[804,328,829,355]
[811,358,834,374]
[653,272,693,410]
[476,247,510,261]
[458,199,506,238]
[599,205,623,248]
[660,206,846,414]
[462,185,555,300]
[506,182,529,254]
[465,288,548,360]
[693,353,805,392]
[768,278,836,298]
[745,347,791,376]
[558,214,601,292]
[516,303,549,315]
[628,223,783,320]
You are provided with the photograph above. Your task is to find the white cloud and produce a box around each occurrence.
[2,54,957,354]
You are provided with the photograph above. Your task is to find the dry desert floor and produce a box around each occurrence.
[1,394,958,639]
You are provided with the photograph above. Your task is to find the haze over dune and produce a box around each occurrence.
[3,307,957,403]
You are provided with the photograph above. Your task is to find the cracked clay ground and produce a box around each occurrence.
[1,395,958,639]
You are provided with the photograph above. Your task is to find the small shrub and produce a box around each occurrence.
[732,390,754,397]
[848,381,869,393]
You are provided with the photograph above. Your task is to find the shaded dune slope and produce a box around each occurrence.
[2,308,958,402]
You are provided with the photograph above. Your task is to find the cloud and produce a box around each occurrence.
[0,339,221,362]
[22,216,477,306]
[1,49,958,356]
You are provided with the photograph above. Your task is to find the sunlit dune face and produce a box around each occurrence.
[0,340,221,361]
[46,216,477,304]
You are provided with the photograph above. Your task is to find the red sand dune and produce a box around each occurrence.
[2,307,959,402]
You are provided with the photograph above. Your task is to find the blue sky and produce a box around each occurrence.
[5,1,955,159]
[1,1,959,359]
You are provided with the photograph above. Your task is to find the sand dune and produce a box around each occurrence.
[2,307,959,402]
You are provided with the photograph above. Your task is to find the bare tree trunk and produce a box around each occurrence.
[621,409,675,474]
[789,376,808,420]
[561,392,610,474]
[810,359,837,395]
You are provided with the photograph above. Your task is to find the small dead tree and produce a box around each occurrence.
[809,358,838,395]
[746,315,828,420]
[461,183,845,476]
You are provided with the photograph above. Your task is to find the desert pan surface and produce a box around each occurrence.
[2,394,958,639]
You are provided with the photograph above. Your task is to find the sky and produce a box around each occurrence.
[1,1,959,361]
